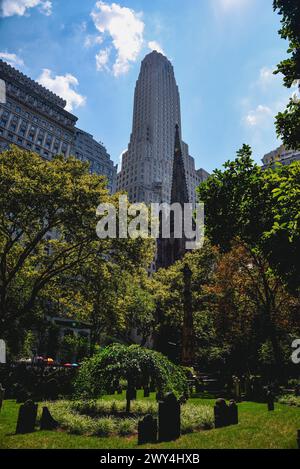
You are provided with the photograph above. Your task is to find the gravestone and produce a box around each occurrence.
[214,399,229,428]
[0,383,5,412]
[233,376,241,402]
[266,390,275,411]
[40,406,59,430]
[45,378,59,401]
[228,400,238,425]
[143,387,150,398]
[16,399,38,434]
[138,414,157,445]
[0,339,6,364]
[158,392,181,442]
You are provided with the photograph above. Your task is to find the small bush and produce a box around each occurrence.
[40,398,213,437]
[181,404,214,433]
[118,418,137,436]
[94,417,116,437]
[278,395,300,407]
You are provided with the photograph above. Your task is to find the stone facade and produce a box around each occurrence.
[0,60,117,193]
[0,59,77,159]
[262,144,300,169]
[74,128,117,193]
[116,51,209,205]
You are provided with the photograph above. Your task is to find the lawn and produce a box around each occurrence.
[0,393,300,449]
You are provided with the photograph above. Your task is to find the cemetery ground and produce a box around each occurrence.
[1,392,300,449]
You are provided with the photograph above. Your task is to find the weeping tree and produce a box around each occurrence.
[75,344,188,413]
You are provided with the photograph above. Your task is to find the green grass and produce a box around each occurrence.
[1,393,300,449]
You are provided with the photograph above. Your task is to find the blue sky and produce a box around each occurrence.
[0,0,295,172]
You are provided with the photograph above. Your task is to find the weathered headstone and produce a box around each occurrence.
[158,392,181,442]
[16,399,38,434]
[138,414,157,445]
[40,406,59,430]
[0,383,5,412]
[214,398,229,428]
[228,400,238,425]
[0,339,6,364]
[233,376,241,402]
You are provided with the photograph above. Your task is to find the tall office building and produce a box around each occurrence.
[116,51,209,204]
[0,59,77,159]
[74,128,117,193]
[262,144,300,169]
[0,60,117,192]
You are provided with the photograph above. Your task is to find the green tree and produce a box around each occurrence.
[0,147,153,353]
[273,0,300,149]
[198,147,300,291]
[75,344,188,412]
[152,241,220,366]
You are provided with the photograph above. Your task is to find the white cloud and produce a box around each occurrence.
[148,41,165,55]
[216,0,250,11]
[1,0,52,17]
[244,105,272,127]
[91,1,144,76]
[257,66,277,89]
[84,34,103,48]
[0,51,24,67]
[37,69,86,112]
[95,48,110,71]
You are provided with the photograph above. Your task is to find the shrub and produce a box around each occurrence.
[74,344,189,412]
[181,404,214,433]
[94,417,116,437]
[278,395,300,407]
[118,418,137,436]
[39,398,214,437]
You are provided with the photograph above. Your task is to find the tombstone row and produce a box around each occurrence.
[214,399,238,428]
[138,392,181,445]
[15,400,59,434]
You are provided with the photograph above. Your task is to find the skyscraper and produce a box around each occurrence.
[116,51,208,205]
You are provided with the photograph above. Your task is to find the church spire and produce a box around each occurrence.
[170,124,190,205]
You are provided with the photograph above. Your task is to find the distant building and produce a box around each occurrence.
[262,144,300,169]
[116,51,209,205]
[0,59,77,159]
[0,59,117,193]
[74,128,117,193]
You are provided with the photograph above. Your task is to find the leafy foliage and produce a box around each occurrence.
[198,147,300,291]
[75,344,188,403]
[0,147,154,354]
[39,398,214,437]
[273,0,300,149]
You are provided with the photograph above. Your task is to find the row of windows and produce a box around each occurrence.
[0,109,70,154]
[3,100,73,141]
[6,83,74,128]
[0,128,52,158]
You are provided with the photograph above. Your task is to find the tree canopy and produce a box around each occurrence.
[197,146,300,291]
[273,0,300,149]
[0,147,154,354]
[75,344,188,411]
